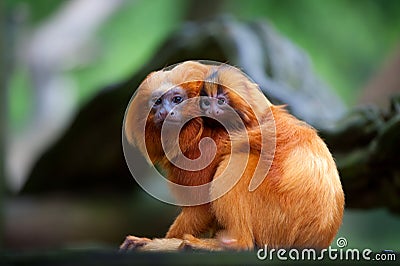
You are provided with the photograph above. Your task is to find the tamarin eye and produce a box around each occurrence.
[172,96,183,104]
[154,98,162,105]
[203,99,210,106]
[217,98,226,105]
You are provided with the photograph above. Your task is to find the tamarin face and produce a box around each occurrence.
[200,82,230,118]
[199,69,249,130]
[149,86,188,126]
[198,66,269,130]
[146,61,208,127]
[199,83,246,130]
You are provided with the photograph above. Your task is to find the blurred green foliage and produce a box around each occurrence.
[7,0,187,131]
[71,0,187,103]
[229,0,400,103]
[5,0,64,25]
[8,69,31,131]
[7,0,400,131]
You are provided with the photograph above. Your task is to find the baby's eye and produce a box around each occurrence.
[172,96,183,104]
[154,98,162,105]
[217,98,226,105]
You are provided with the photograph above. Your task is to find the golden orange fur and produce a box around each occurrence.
[121,61,344,251]
[201,65,271,129]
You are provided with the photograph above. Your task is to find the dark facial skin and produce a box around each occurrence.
[200,82,247,130]
[200,82,230,118]
[200,94,228,117]
[150,87,187,125]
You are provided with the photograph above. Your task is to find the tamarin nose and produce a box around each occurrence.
[206,108,220,117]
[159,110,168,119]
[212,105,220,116]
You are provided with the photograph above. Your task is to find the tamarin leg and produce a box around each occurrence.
[178,200,255,251]
[166,204,214,238]
[180,154,259,251]
[210,192,254,250]
[210,153,260,250]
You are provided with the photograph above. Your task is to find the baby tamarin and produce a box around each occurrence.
[121,61,344,251]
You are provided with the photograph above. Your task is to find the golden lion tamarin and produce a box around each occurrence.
[120,61,344,251]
